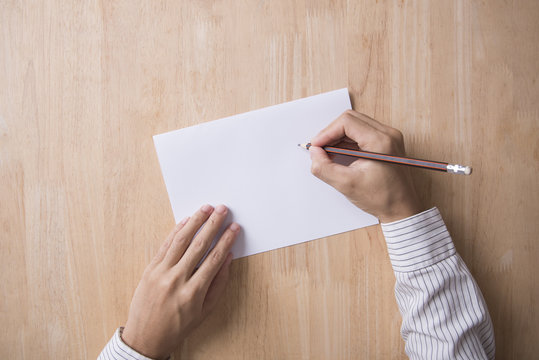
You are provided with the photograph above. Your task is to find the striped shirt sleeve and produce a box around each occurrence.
[98,327,156,360]
[381,207,495,360]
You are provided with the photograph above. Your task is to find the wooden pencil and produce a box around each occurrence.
[298,143,472,175]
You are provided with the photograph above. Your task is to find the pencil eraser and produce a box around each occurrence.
[464,166,472,175]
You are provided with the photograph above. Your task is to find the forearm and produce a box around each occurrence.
[382,208,495,360]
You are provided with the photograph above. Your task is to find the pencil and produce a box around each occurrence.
[298,143,472,175]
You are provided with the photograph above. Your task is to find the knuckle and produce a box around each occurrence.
[178,285,197,302]
[343,111,356,122]
[142,268,156,283]
[311,162,322,177]
[380,130,405,155]
[393,129,404,141]
[169,235,187,253]
[209,249,224,266]
[337,176,355,193]
[221,229,235,243]
[173,234,188,246]
[337,112,349,123]
[208,213,222,225]
[193,211,206,223]
[387,128,404,142]
[158,275,175,293]
[191,238,206,252]
[378,133,393,150]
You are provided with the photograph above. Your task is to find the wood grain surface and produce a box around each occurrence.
[1,1,538,359]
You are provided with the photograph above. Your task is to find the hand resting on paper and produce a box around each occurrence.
[309,110,423,223]
[120,204,240,359]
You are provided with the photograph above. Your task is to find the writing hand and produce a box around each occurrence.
[310,110,423,223]
[122,204,239,359]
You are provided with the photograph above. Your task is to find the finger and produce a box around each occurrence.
[341,137,357,144]
[201,252,233,319]
[190,223,239,294]
[309,145,357,192]
[311,111,379,149]
[346,111,405,145]
[342,111,405,149]
[349,110,387,132]
[176,204,230,275]
[163,204,214,267]
[151,217,190,265]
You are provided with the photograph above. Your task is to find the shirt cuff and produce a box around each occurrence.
[98,327,156,360]
[381,207,456,273]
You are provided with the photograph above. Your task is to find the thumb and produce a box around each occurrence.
[309,146,353,191]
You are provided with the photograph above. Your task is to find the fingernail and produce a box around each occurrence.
[230,222,240,232]
[215,204,227,214]
[180,217,190,225]
[201,204,213,213]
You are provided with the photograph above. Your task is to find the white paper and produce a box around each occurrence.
[153,88,378,259]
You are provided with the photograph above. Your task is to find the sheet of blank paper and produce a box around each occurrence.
[153,88,379,259]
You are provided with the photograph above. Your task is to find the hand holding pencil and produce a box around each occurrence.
[300,143,471,175]
[307,110,425,223]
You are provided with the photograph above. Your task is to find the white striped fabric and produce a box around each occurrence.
[382,207,495,359]
[98,327,154,360]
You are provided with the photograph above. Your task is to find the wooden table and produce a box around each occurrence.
[1,1,538,359]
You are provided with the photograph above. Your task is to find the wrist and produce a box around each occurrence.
[121,326,165,360]
[117,326,163,360]
[378,198,423,224]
